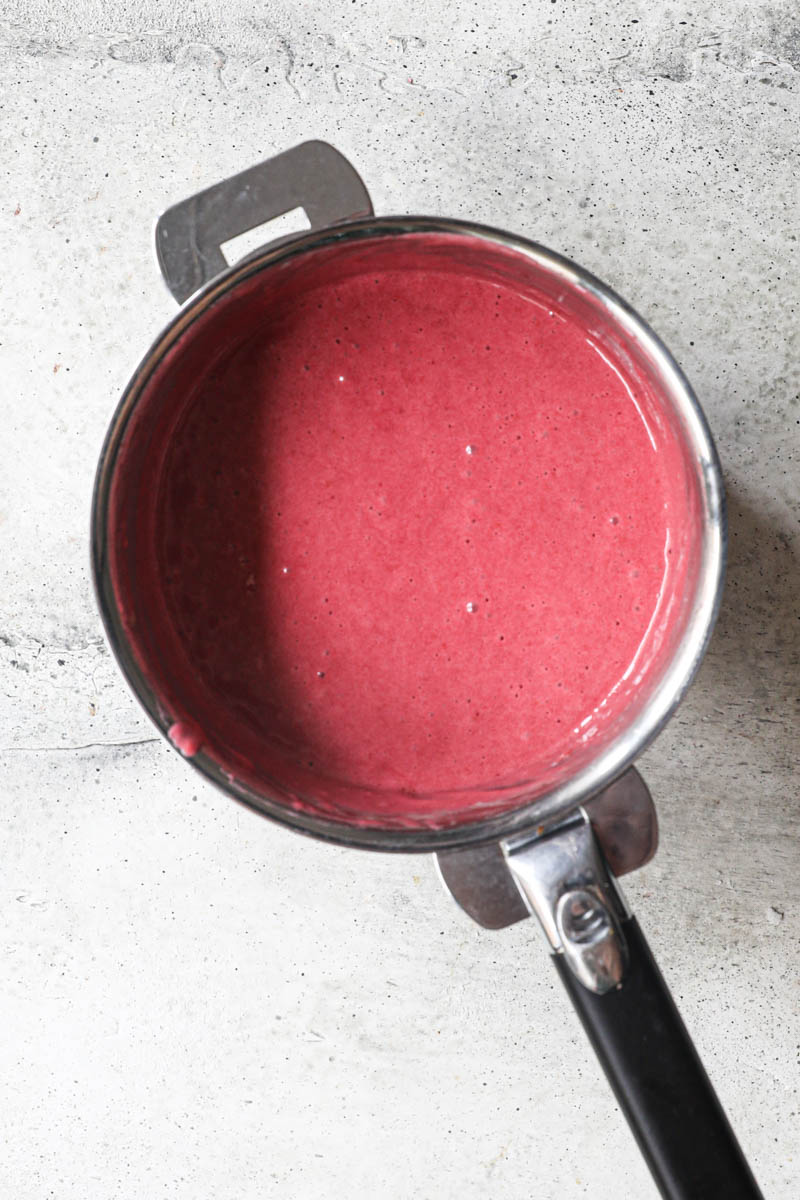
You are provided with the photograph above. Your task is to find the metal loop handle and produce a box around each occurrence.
[154,140,374,304]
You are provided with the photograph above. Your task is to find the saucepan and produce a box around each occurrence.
[91,141,763,1198]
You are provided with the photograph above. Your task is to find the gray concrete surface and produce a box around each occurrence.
[1,3,798,1196]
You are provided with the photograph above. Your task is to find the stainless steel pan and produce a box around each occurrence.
[91,142,762,1200]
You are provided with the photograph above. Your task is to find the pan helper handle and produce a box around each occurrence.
[155,141,373,304]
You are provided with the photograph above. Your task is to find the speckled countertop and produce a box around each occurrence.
[1,3,798,1197]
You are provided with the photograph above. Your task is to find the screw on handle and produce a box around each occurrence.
[154,141,374,304]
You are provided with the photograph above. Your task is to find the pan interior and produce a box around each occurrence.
[105,231,703,831]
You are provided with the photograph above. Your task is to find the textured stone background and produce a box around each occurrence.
[1,3,798,1196]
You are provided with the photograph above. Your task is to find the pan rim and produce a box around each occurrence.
[91,215,726,853]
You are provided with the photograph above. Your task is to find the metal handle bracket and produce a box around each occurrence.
[507,814,629,994]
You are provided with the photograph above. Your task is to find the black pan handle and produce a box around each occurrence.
[506,813,764,1198]
[554,915,764,1200]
